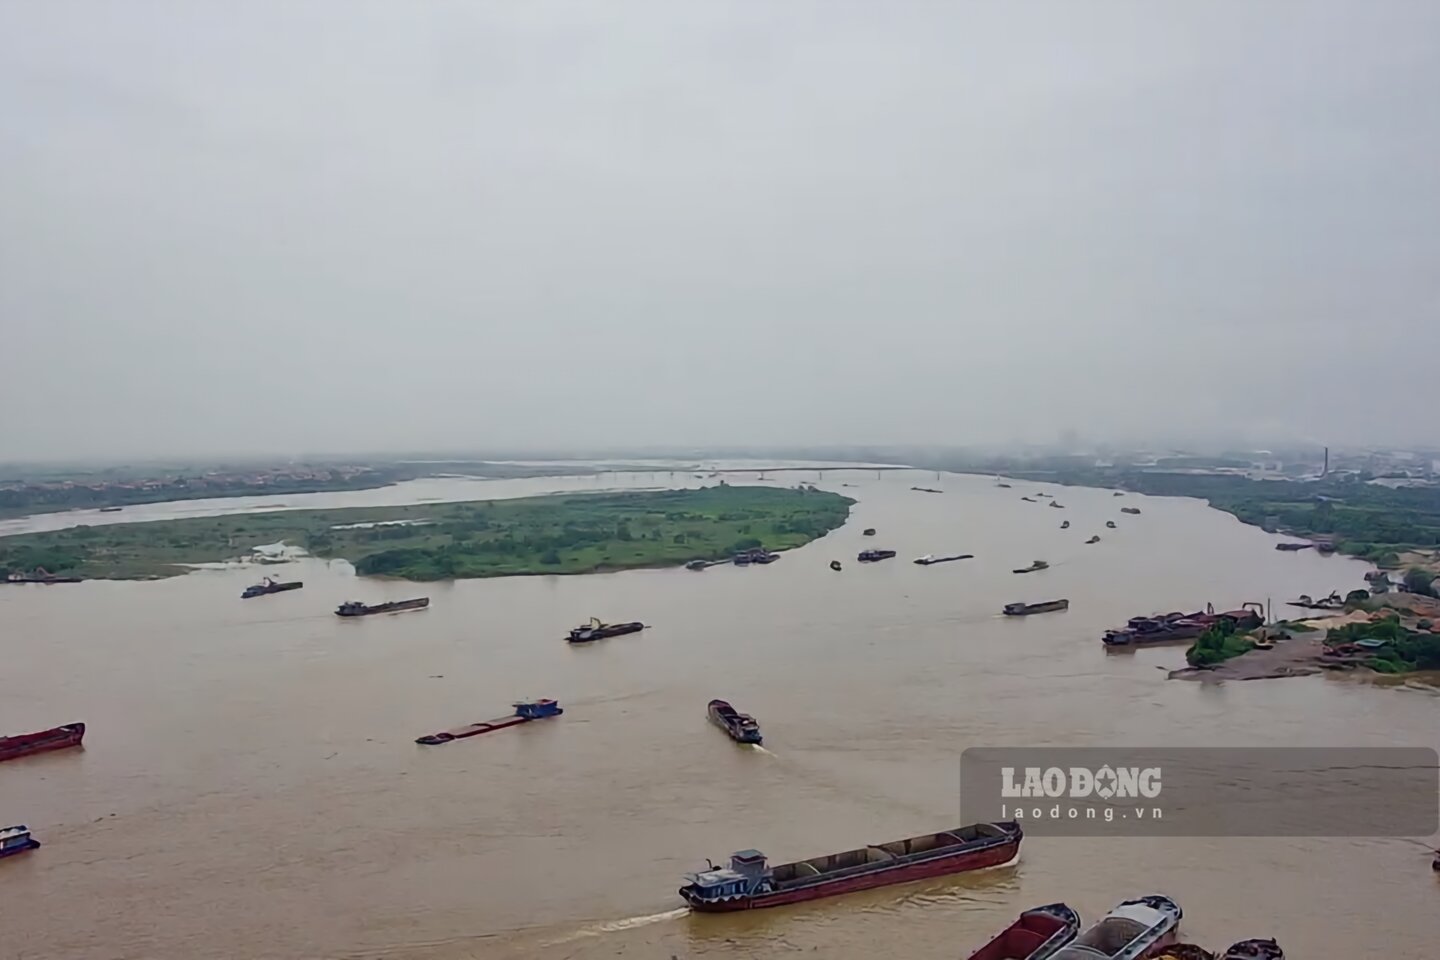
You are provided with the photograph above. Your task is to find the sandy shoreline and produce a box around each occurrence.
[1168,612,1372,683]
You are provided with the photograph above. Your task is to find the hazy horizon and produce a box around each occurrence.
[4,2,1438,460]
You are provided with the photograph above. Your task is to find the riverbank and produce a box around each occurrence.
[0,461,613,520]
[933,460,1440,570]
[0,485,853,580]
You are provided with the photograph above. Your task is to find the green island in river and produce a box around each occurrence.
[0,485,854,581]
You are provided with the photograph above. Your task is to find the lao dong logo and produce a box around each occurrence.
[1001,765,1162,800]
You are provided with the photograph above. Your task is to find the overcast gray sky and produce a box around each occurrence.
[2,1,1437,460]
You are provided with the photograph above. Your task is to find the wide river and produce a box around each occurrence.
[2,466,1437,959]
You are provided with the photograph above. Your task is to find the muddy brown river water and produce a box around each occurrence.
[2,467,1437,959]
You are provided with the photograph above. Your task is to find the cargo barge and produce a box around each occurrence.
[708,699,762,744]
[242,577,303,599]
[679,821,1021,912]
[967,902,1080,960]
[1004,599,1070,616]
[335,597,429,617]
[567,618,646,643]
[416,699,562,745]
[1,722,86,762]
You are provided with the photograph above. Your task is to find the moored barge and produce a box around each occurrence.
[1049,895,1181,960]
[679,821,1021,912]
[968,902,1081,960]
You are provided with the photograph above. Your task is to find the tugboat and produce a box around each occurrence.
[830,560,843,572]
[1060,520,1070,529]
[1,722,86,763]
[858,549,898,562]
[1106,520,1117,529]
[1012,560,1049,574]
[1048,895,1181,960]
[1222,939,1284,960]
[335,597,429,617]
[0,825,41,860]
[679,821,1021,912]
[1086,536,1101,544]
[1121,506,1141,515]
[566,617,646,643]
[416,699,562,745]
[241,576,303,599]
[967,903,1081,960]
[1003,599,1070,616]
[708,699,763,744]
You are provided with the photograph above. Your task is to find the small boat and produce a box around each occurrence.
[1036,493,1051,498]
[416,699,562,745]
[0,722,86,763]
[1021,496,1038,503]
[1048,895,1181,960]
[0,825,41,860]
[1222,939,1284,960]
[679,821,1021,912]
[862,528,877,536]
[335,597,429,617]
[1012,560,1049,574]
[1049,501,1064,509]
[1120,507,1141,515]
[98,506,124,513]
[996,482,1012,488]
[830,560,842,571]
[1060,521,1070,529]
[686,559,708,570]
[914,553,974,565]
[1086,536,1101,544]
[708,699,762,744]
[1432,848,1439,872]
[911,486,943,494]
[858,549,897,562]
[567,617,646,643]
[1113,491,1125,496]
[1105,521,1117,529]
[1003,599,1069,616]
[1315,542,1336,555]
[241,576,303,599]
[1274,542,1312,551]
[967,903,1081,960]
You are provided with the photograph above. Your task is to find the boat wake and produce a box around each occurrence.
[749,744,776,756]
[539,907,690,946]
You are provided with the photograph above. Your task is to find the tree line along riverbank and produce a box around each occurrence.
[938,461,1440,574]
[0,485,854,581]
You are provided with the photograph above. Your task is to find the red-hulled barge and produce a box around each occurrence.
[679,821,1021,912]
[0,722,85,763]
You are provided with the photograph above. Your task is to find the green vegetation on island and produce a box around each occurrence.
[0,485,853,581]
[1185,618,1254,668]
[1325,610,1440,673]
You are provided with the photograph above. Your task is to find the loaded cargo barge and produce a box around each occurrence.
[679,821,1021,912]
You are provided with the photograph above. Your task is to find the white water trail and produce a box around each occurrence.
[538,907,690,946]
[749,744,776,756]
